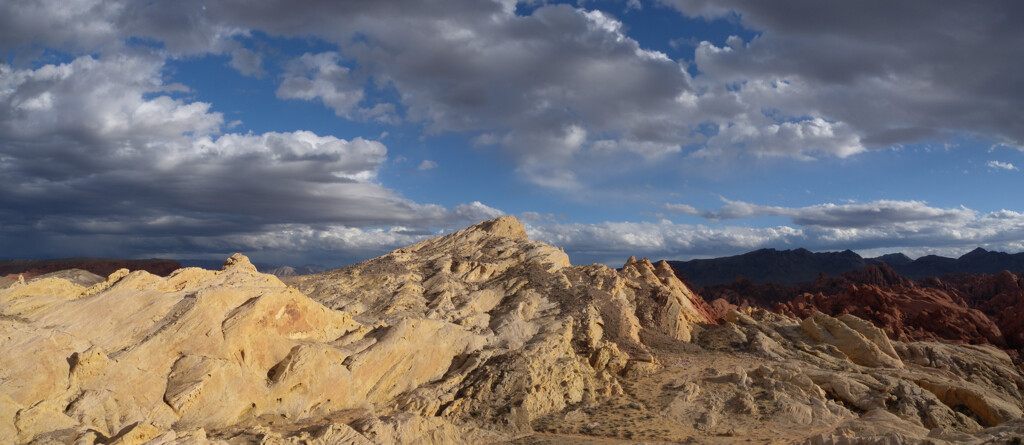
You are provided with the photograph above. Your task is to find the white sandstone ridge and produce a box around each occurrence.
[0,216,716,444]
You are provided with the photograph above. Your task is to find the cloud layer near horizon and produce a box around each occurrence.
[530,200,1024,266]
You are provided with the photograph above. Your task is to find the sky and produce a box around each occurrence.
[2,0,1023,268]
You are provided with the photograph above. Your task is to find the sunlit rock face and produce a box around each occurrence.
[3,217,1024,444]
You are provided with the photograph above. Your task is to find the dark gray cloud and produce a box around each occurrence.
[664,0,1024,150]
[276,52,396,123]
[229,47,265,78]
[0,0,121,56]
[667,199,974,228]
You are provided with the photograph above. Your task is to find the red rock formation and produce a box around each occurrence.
[926,271,1024,348]
[776,284,1005,347]
[683,260,1024,352]
[0,258,181,280]
[700,265,911,309]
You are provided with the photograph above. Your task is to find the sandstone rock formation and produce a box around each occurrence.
[286,216,717,430]
[3,217,1024,444]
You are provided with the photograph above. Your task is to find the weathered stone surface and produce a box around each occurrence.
[801,311,904,368]
[695,308,1024,441]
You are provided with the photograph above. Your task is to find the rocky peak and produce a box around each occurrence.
[962,246,990,260]
[222,252,257,272]
[474,215,528,239]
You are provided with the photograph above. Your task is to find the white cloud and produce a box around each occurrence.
[988,160,1018,171]
[526,204,1024,266]
[205,2,701,186]
[527,219,806,265]
[696,117,865,160]
[417,160,438,171]
[1,54,222,143]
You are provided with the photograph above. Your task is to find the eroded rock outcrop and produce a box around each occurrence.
[287,216,716,432]
[0,254,373,443]
[695,309,1024,442]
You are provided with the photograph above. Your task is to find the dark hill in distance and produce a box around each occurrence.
[667,247,1024,287]
[666,248,869,287]
[899,247,1024,279]
[0,257,328,282]
[0,257,180,279]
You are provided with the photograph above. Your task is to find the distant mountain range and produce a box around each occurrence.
[666,247,1024,287]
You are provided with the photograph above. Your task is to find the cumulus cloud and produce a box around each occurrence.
[695,117,865,160]
[276,52,396,122]
[0,51,503,263]
[988,160,1019,171]
[1,54,220,141]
